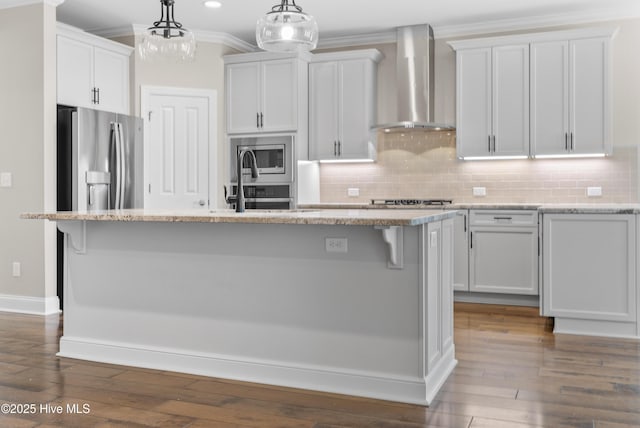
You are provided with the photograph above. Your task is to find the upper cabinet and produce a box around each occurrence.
[308,50,382,161]
[450,27,617,160]
[531,37,612,156]
[57,24,131,115]
[225,53,310,134]
[454,45,529,159]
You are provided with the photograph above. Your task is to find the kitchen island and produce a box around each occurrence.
[22,209,457,405]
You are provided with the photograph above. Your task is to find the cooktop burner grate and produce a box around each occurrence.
[371,199,453,206]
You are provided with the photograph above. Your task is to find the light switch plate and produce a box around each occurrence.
[325,238,348,253]
[347,188,360,197]
[0,172,12,188]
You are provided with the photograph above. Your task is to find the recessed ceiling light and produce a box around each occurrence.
[203,1,222,8]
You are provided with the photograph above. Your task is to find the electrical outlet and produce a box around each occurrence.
[12,262,21,277]
[325,238,348,253]
[587,186,602,197]
[473,187,487,197]
[347,188,360,197]
[0,172,12,188]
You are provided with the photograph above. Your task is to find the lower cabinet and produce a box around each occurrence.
[469,210,539,295]
[541,214,637,323]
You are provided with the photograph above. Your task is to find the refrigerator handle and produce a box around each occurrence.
[118,123,126,209]
[113,123,126,210]
[112,123,122,209]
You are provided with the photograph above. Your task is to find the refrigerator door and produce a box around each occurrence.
[115,113,144,209]
[76,108,117,211]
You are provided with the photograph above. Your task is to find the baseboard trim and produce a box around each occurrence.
[425,346,457,404]
[0,294,60,315]
[59,336,438,405]
[454,291,539,307]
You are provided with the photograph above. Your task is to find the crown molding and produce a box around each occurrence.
[0,0,64,9]
[435,6,640,39]
[92,24,256,53]
[317,31,396,49]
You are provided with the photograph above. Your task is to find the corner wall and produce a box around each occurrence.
[0,3,58,314]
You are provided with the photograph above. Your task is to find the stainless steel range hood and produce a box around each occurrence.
[375,25,455,132]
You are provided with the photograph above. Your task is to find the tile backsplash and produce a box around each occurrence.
[320,132,639,204]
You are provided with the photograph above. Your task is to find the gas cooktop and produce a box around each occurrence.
[371,199,453,206]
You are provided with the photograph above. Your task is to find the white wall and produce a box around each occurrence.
[0,3,58,313]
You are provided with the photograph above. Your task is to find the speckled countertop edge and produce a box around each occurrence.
[299,203,640,214]
[20,208,459,227]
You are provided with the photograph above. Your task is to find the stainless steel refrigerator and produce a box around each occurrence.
[57,106,144,212]
[57,106,143,309]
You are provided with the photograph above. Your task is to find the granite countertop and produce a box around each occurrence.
[21,208,458,227]
[300,203,640,214]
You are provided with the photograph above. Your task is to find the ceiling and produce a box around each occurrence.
[56,0,640,45]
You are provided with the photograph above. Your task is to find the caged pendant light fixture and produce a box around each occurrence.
[138,0,196,62]
[256,0,318,53]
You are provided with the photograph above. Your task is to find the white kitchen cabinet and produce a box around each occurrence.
[531,37,612,156]
[542,214,636,326]
[309,50,382,161]
[453,45,529,159]
[469,210,538,295]
[453,210,469,291]
[57,24,131,115]
[225,55,308,134]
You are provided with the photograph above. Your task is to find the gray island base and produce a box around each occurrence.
[23,209,457,405]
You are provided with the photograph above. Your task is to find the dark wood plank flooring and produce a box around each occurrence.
[0,303,638,427]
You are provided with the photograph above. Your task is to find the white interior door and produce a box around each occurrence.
[142,87,216,210]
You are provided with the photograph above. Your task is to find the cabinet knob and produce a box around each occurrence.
[198,200,206,206]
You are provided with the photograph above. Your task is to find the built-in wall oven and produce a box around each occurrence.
[228,135,295,210]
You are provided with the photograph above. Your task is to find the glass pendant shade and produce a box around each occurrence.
[256,1,318,53]
[138,0,196,62]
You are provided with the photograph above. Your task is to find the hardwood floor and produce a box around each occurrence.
[0,303,638,427]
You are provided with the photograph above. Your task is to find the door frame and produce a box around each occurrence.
[140,86,217,209]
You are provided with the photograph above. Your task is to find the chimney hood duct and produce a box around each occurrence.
[375,24,455,132]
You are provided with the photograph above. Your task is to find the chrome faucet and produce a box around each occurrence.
[228,149,259,213]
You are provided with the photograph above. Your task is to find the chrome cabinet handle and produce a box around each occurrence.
[334,141,337,156]
[260,113,264,128]
[96,88,100,104]
[256,113,260,128]
[338,141,342,156]
[494,216,513,220]
[565,132,569,151]
[488,135,491,153]
[492,135,496,153]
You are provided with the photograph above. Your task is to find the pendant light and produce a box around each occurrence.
[138,0,196,62]
[256,0,318,53]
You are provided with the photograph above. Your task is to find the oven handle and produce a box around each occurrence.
[243,198,292,203]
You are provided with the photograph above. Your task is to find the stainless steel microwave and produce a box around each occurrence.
[230,136,293,183]
[238,144,285,175]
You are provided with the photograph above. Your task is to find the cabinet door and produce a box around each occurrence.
[339,59,375,159]
[57,36,93,109]
[93,47,129,114]
[570,37,611,154]
[456,48,492,158]
[470,227,538,295]
[261,59,297,132]
[309,62,339,160]
[530,41,569,156]
[226,62,261,133]
[492,45,529,157]
[542,214,636,321]
[453,211,469,291]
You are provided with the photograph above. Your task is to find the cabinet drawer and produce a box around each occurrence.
[470,210,537,227]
